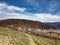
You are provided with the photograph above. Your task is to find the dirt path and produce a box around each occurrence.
[25,33,36,45]
[0,35,10,45]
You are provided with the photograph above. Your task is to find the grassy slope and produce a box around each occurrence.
[0,27,60,45]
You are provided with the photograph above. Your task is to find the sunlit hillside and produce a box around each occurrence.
[0,27,60,45]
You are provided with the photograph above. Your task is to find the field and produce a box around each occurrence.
[0,27,60,45]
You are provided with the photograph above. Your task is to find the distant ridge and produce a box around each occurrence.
[45,22,60,29]
[0,19,55,29]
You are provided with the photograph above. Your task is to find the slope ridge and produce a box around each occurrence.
[0,19,55,29]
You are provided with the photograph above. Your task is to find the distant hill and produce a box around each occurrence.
[0,19,55,30]
[45,22,60,29]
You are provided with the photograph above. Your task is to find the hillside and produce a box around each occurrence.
[0,27,60,45]
[0,19,55,30]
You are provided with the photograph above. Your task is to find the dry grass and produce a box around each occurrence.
[0,27,60,45]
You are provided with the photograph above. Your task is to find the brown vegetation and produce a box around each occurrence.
[0,19,55,29]
[0,19,59,40]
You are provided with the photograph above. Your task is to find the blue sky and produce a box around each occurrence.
[0,0,60,22]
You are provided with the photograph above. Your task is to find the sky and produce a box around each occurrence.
[0,0,60,22]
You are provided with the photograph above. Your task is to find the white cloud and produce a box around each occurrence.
[0,3,26,12]
[0,11,37,21]
[0,11,60,22]
[35,13,60,22]
[8,6,26,12]
[0,3,60,22]
[0,3,6,7]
